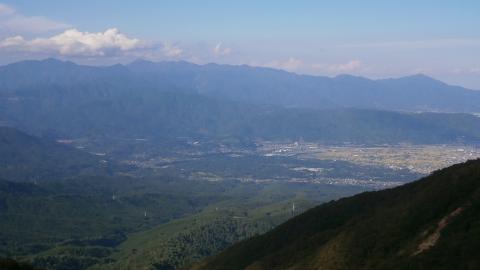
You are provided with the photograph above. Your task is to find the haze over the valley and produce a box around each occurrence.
[0,1,479,89]
[1,1,479,270]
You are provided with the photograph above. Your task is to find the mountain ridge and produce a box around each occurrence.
[2,58,480,161]
[190,159,480,270]
[2,59,480,146]
[1,58,479,113]
[0,126,116,182]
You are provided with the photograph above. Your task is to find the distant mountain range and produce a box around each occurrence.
[190,159,480,270]
[1,58,480,270]
[2,58,480,113]
[1,58,480,146]
[128,59,480,113]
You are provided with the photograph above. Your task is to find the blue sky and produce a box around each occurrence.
[0,1,479,88]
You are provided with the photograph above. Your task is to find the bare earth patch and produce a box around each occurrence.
[413,206,465,255]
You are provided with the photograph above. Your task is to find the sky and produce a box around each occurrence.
[0,0,479,89]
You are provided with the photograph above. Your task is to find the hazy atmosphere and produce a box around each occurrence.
[1,2,479,270]
[0,1,479,88]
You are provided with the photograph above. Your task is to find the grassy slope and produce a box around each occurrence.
[191,159,480,270]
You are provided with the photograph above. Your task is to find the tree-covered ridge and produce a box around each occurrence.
[191,159,480,270]
[2,59,480,148]
[1,172,360,270]
[0,126,115,182]
[0,175,225,269]
[92,199,314,270]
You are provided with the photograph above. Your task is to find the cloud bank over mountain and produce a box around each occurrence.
[0,28,142,56]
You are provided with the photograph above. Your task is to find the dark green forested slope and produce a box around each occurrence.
[0,175,229,269]
[0,126,116,182]
[0,258,44,270]
[0,176,358,270]
[191,159,480,270]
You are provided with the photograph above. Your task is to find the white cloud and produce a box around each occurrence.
[328,60,362,72]
[0,28,191,60]
[0,3,185,60]
[451,67,480,75]
[0,3,15,15]
[0,35,24,46]
[411,67,433,74]
[312,60,362,73]
[471,68,480,74]
[0,3,69,34]
[343,39,480,49]
[213,42,232,57]
[0,28,143,56]
[162,42,183,57]
[263,57,303,71]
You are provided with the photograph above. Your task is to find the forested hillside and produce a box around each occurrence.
[192,159,480,270]
[0,127,115,182]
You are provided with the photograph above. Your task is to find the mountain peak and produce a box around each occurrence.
[42,57,67,63]
[377,73,447,88]
[3,58,75,69]
[406,73,437,81]
[334,74,371,81]
[129,58,156,66]
[36,58,77,67]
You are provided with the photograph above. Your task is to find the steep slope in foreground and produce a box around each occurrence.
[0,258,44,270]
[191,159,480,270]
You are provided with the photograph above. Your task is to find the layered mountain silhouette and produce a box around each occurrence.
[1,59,480,145]
[2,58,480,112]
